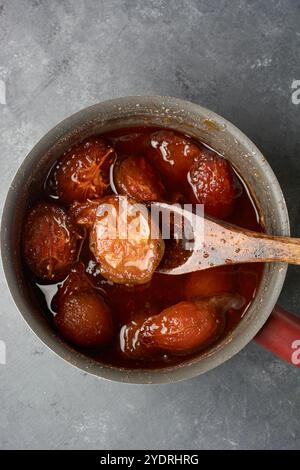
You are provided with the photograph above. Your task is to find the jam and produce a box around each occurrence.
[21,127,263,369]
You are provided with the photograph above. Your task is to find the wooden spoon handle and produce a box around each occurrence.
[203,218,300,266]
[262,234,300,264]
[223,231,300,265]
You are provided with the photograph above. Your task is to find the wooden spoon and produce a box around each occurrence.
[152,202,300,275]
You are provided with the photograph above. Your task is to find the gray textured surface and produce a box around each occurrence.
[0,0,300,450]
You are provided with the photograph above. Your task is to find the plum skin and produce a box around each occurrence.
[54,291,113,349]
[23,202,79,281]
[47,137,115,204]
[113,154,166,202]
[121,299,224,358]
[184,266,237,300]
[187,154,241,218]
[148,130,206,186]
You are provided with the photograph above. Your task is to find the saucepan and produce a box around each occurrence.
[1,96,300,383]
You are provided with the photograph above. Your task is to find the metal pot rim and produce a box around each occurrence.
[0,95,289,384]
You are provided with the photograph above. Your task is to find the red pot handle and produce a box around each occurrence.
[254,304,300,367]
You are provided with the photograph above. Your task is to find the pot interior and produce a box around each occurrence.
[1,96,289,383]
